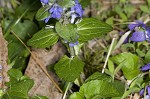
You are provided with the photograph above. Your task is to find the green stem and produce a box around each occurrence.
[62,82,71,99]
[69,46,75,57]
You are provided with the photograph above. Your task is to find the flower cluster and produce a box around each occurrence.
[128,20,150,42]
[39,0,83,23]
[40,0,63,23]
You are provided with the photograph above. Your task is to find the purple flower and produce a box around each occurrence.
[40,0,49,4]
[69,41,78,47]
[140,63,150,71]
[128,20,150,42]
[128,20,146,30]
[49,4,63,19]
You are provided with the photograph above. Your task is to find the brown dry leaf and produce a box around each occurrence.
[0,27,9,89]
[25,42,66,99]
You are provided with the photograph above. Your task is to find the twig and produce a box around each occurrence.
[102,38,116,73]
[11,30,63,93]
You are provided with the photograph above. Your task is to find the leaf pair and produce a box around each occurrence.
[27,18,113,48]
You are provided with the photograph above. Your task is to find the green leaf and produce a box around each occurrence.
[145,50,150,63]
[108,59,115,73]
[2,79,34,99]
[136,49,145,57]
[8,69,23,81]
[54,55,84,82]
[140,5,150,14]
[121,87,140,99]
[79,80,125,98]
[124,5,136,18]
[77,18,112,42]
[27,29,59,48]
[35,6,51,21]
[55,22,78,43]
[91,95,102,99]
[104,69,113,78]
[15,0,41,20]
[31,95,49,99]
[58,0,75,8]
[80,0,91,8]
[85,72,111,83]
[111,52,140,80]
[69,92,84,99]
[12,20,38,41]
[106,17,114,25]
[114,5,127,21]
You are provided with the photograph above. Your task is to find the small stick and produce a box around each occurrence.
[11,30,63,93]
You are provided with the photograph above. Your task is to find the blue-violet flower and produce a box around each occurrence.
[49,4,63,19]
[128,20,150,42]
[70,0,83,23]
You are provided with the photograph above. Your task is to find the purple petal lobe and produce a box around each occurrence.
[130,31,146,42]
[139,89,144,96]
[128,24,139,31]
[135,20,146,29]
[146,27,150,38]
[128,20,146,30]
[147,86,150,95]
[44,16,50,23]
[71,1,83,17]
[140,63,150,71]
[40,0,49,4]
[69,41,78,47]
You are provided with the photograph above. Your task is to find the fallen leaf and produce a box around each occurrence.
[0,27,9,89]
[25,42,66,99]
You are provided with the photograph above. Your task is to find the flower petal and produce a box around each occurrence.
[139,88,144,96]
[146,27,150,38]
[140,63,150,71]
[130,31,146,42]
[49,4,63,19]
[69,41,78,47]
[128,20,146,30]
[135,20,146,29]
[71,1,83,17]
[147,86,150,96]
[44,16,50,23]
[40,0,49,4]
[128,24,139,31]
